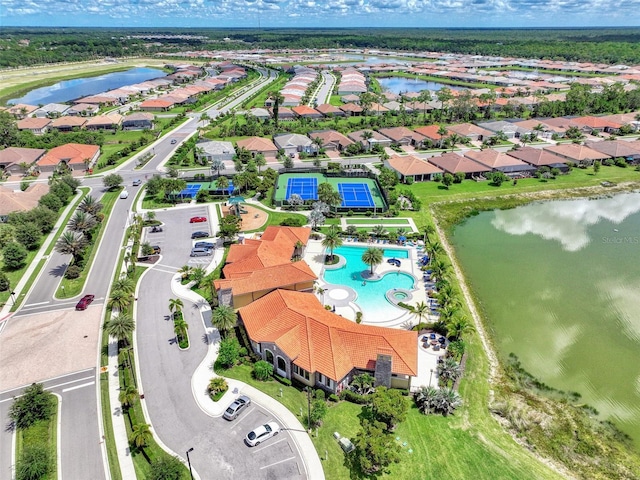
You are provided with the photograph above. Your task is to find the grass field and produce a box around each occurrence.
[346,218,411,225]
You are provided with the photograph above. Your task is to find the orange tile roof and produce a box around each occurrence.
[239,289,417,381]
[236,136,278,153]
[37,143,100,167]
[464,149,529,169]
[413,125,451,141]
[17,118,51,130]
[216,261,316,296]
[387,155,442,176]
[50,116,87,128]
[544,144,610,161]
[139,99,175,108]
[292,105,321,116]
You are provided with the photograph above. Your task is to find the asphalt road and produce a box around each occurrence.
[135,208,305,479]
[0,369,106,480]
[313,71,336,106]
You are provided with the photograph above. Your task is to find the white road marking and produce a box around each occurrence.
[253,437,287,453]
[23,301,50,307]
[230,407,255,429]
[62,381,95,393]
[259,456,296,470]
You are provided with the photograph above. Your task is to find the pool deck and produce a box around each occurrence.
[304,238,443,391]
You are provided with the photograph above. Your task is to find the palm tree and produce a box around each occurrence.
[168,298,184,320]
[446,314,476,340]
[362,247,384,275]
[436,125,449,149]
[435,387,462,416]
[129,423,153,448]
[426,240,445,262]
[55,231,87,265]
[437,357,462,387]
[79,195,103,215]
[360,130,374,152]
[118,385,139,409]
[190,266,206,286]
[414,386,439,414]
[255,153,266,173]
[212,305,237,338]
[321,226,343,262]
[108,288,132,312]
[269,91,285,128]
[208,377,228,395]
[350,373,375,395]
[409,301,430,325]
[422,224,436,244]
[105,313,135,346]
[68,211,97,238]
[145,211,156,222]
[431,258,450,281]
[211,158,225,177]
[173,317,189,341]
[438,304,459,325]
[312,137,323,155]
[178,265,193,281]
[113,277,135,295]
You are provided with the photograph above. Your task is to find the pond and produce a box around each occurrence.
[377,76,466,95]
[8,67,166,105]
[451,192,640,446]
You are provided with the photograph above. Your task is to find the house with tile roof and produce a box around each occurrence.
[315,104,345,117]
[0,147,46,176]
[16,117,52,135]
[385,154,443,182]
[414,125,451,147]
[214,226,313,308]
[427,152,490,178]
[5,104,38,119]
[33,103,69,118]
[543,144,609,166]
[569,116,622,134]
[67,103,100,116]
[448,123,495,141]
[195,140,236,163]
[378,127,426,146]
[0,183,50,222]
[585,140,640,162]
[347,129,392,150]
[122,113,154,130]
[464,149,535,174]
[308,130,354,151]
[339,103,363,116]
[506,147,568,170]
[273,133,316,156]
[236,136,278,158]
[238,289,418,393]
[139,98,176,111]
[36,143,100,173]
[291,105,323,119]
[50,116,87,132]
[84,114,123,131]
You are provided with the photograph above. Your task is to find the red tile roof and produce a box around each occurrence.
[387,155,442,176]
[37,143,100,167]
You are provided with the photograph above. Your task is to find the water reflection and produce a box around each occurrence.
[491,193,640,251]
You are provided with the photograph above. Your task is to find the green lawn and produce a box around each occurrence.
[244,74,290,109]
[346,218,411,225]
[57,189,120,298]
[240,204,308,232]
[15,401,58,480]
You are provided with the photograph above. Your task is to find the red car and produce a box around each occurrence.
[76,294,95,311]
[190,216,207,223]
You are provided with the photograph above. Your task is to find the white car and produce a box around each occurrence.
[119,190,129,199]
[245,421,280,447]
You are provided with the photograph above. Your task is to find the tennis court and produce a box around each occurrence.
[338,183,374,208]
[178,183,202,199]
[285,177,318,201]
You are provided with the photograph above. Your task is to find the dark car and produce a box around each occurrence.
[190,216,207,223]
[191,231,209,239]
[151,245,161,254]
[194,241,215,249]
[75,294,95,311]
[223,395,251,421]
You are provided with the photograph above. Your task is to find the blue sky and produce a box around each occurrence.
[3,0,640,28]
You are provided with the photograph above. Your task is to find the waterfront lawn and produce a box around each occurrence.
[346,218,411,225]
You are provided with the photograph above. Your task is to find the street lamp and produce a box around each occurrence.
[306,387,312,431]
[186,447,194,480]
[429,369,434,388]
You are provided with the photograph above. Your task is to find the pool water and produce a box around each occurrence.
[323,246,414,321]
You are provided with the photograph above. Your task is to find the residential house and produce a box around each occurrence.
[340,94,361,104]
[270,107,296,122]
[67,103,99,116]
[0,183,50,223]
[505,147,568,170]
[214,226,313,308]
[448,123,495,142]
[347,129,392,150]
[427,152,490,178]
[599,113,640,132]
[239,289,417,393]
[385,154,443,182]
[0,147,46,176]
[122,113,154,130]
[236,136,278,158]
[195,140,236,164]
[368,103,390,116]
[273,134,316,156]
[543,144,610,166]
[248,108,272,121]
[413,125,451,148]
[139,98,176,111]
[569,116,622,134]
[308,130,354,151]
[5,104,38,119]
[36,143,100,173]
[291,105,323,120]
[464,148,535,174]
[584,140,640,162]
[339,103,363,116]
[16,117,51,135]
[315,104,345,117]
[512,119,554,139]
[377,127,426,146]
[50,116,87,132]
[476,120,531,139]
[84,114,123,131]
[32,103,69,118]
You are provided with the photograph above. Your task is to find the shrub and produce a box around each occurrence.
[280,217,304,227]
[340,389,370,404]
[253,360,274,381]
[238,346,248,357]
[315,389,326,400]
[0,272,9,292]
[2,242,27,270]
[355,312,363,324]
[9,383,56,430]
[20,181,29,192]
[217,338,241,368]
[148,455,184,480]
[309,398,328,427]
[329,394,340,402]
[208,377,228,395]
[274,375,292,386]
[16,445,50,480]
[15,223,41,250]
[64,265,82,280]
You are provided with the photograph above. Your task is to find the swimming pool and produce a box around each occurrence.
[323,245,414,320]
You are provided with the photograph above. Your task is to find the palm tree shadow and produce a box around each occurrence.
[4,420,15,433]
[49,264,68,278]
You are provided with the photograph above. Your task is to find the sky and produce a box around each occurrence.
[2,0,640,28]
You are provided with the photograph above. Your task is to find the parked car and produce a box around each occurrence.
[194,241,215,249]
[151,245,161,254]
[151,226,163,233]
[190,247,212,257]
[190,216,207,223]
[171,139,177,144]
[132,179,141,186]
[223,395,251,421]
[119,190,129,199]
[191,231,209,239]
[245,422,279,447]
[75,294,95,311]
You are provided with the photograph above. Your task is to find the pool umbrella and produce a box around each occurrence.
[228,196,245,204]
[398,235,407,242]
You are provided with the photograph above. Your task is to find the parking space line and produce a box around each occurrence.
[259,456,296,470]
[253,437,287,453]
[230,408,255,429]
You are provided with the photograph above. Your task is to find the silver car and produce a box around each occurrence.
[245,421,280,447]
[223,395,251,421]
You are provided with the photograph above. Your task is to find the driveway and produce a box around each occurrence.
[135,207,305,479]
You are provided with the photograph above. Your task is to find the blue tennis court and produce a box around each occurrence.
[178,183,202,199]
[286,177,318,201]
[338,183,375,208]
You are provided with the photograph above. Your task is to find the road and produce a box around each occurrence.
[312,71,336,106]
[136,208,305,479]
[2,67,280,479]
[0,369,105,480]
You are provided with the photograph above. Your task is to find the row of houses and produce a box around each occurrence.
[384,140,640,182]
[268,67,318,108]
[214,225,417,394]
[0,143,101,176]
[336,67,367,96]
[15,112,155,135]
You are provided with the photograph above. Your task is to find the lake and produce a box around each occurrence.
[451,192,640,446]
[8,67,166,105]
[377,76,465,95]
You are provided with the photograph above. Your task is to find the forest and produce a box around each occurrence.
[2,27,640,67]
